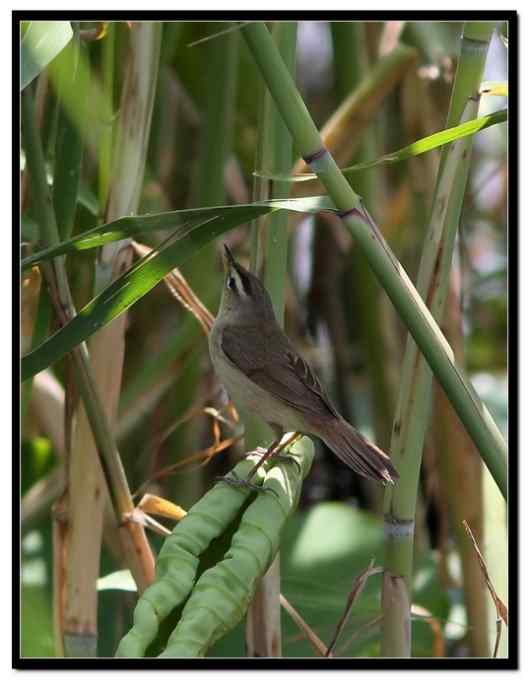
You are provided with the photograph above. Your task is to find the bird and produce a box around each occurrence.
[208,244,399,486]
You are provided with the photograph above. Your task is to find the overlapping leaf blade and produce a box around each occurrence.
[22,195,333,271]
[21,196,335,381]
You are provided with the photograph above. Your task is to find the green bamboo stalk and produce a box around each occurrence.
[59,23,161,657]
[52,26,86,241]
[332,22,396,457]
[244,21,297,659]
[241,22,507,501]
[98,21,115,212]
[330,21,377,208]
[168,23,238,505]
[381,22,496,657]
[186,21,238,307]
[263,22,296,325]
[21,85,154,585]
[22,28,160,654]
[198,24,238,208]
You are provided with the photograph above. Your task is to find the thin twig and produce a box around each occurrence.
[132,434,242,498]
[279,593,329,657]
[326,559,383,657]
[336,615,383,657]
[462,519,508,657]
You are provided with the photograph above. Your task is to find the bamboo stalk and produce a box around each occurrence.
[167,22,238,505]
[434,277,489,656]
[245,21,297,659]
[241,22,507,501]
[62,22,161,657]
[98,21,115,212]
[187,21,238,310]
[52,26,86,241]
[332,22,398,508]
[381,22,495,657]
[292,42,416,180]
[22,85,155,656]
[21,24,161,656]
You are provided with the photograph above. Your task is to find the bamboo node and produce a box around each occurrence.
[302,147,331,173]
[383,515,415,539]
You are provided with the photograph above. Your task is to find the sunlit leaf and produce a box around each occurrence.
[22,195,334,271]
[21,21,73,90]
[255,109,507,183]
[21,197,335,380]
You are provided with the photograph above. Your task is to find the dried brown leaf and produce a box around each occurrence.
[137,493,187,522]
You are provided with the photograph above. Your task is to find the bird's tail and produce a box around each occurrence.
[318,417,399,485]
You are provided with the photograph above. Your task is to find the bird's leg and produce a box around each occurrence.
[217,438,283,494]
[251,431,304,476]
[245,437,285,479]
[217,432,302,493]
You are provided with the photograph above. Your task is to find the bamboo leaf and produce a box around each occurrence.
[22,195,334,271]
[21,196,334,381]
[255,109,507,183]
[21,21,73,90]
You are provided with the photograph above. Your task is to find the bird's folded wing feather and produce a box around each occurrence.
[221,323,339,420]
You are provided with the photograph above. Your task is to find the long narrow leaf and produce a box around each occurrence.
[255,109,507,183]
[21,195,334,271]
[22,197,334,381]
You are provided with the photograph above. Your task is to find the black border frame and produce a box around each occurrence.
[13,9,518,671]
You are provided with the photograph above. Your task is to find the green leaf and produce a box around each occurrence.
[22,195,334,271]
[21,21,73,90]
[22,197,334,381]
[255,109,508,183]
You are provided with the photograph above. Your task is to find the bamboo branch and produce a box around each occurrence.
[241,22,507,501]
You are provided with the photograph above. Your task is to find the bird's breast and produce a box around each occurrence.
[208,323,305,433]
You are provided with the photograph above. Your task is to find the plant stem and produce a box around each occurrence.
[172,23,238,504]
[381,21,495,657]
[98,21,115,212]
[245,21,297,659]
[22,48,156,656]
[332,22,396,458]
[53,26,86,241]
[241,22,507,500]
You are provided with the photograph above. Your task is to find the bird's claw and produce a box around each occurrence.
[268,453,302,475]
[244,447,268,461]
[215,473,277,496]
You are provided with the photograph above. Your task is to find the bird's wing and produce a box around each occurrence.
[221,323,339,420]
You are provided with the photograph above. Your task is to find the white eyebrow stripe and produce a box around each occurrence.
[233,270,249,298]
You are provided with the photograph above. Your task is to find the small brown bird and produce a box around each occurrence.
[208,245,398,485]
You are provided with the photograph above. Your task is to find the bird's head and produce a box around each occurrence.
[218,244,275,322]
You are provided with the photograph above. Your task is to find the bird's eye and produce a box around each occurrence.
[227,276,236,291]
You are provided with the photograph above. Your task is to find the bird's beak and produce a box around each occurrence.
[223,244,236,269]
